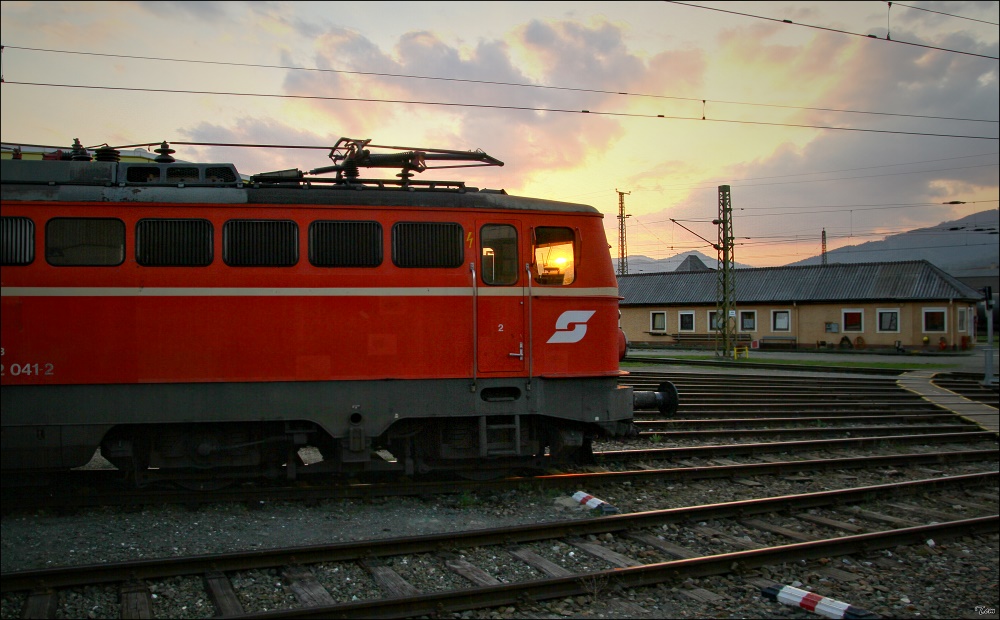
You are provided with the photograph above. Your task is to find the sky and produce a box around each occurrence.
[1,0,997,267]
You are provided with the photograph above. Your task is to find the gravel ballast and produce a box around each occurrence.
[2,464,997,619]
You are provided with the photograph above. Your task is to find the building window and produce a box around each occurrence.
[772,310,790,332]
[923,308,946,332]
[1,216,34,266]
[842,309,863,332]
[679,312,695,332]
[958,307,968,332]
[532,227,575,285]
[708,310,723,330]
[136,219,213,267]
[309,220,382,267]
[877,309,899,333]
[46,218,125,266]
[740,310,756,332]
[650,311,666,332]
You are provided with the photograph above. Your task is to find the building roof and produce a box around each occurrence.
[674,254,712,272]
[618,260,983,306]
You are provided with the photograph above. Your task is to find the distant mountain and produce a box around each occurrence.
[613,250,754,274]
[616,210,998,278]
[785,209,998,277]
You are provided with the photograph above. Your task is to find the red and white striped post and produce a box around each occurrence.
[761,584,878,619]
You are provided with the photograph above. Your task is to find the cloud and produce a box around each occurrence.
[273,18,664,189]
[178,118,342,174]
[612,16,998,265]
[132,0,231,19]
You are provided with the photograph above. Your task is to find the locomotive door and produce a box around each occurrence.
[476,222,526,373]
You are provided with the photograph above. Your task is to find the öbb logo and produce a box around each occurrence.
[547,310,596,344]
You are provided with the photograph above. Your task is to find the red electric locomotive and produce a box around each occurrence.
[1,138,674,485]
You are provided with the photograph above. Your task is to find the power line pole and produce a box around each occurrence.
[616,189,631,276]
[714,185,736,358]
[821,228,828,265]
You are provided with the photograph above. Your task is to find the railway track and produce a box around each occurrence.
[3,473,996,618]
[7,443,997,511]
[3,367,996,618]
[932,373,1000,407]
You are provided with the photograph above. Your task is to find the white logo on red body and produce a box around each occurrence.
[547,310,596,344]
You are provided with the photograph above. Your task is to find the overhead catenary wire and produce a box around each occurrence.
[636,153,1000,190]
[889,2,999,27]
[572,155,999,203]
[2,81,997,141]
[1,44,997,125]
[4,34,995,267]
[638,200,1000,225]
[631,162,1000,194]
[665,1,1000,60]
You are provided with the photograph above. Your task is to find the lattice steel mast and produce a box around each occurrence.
[714,185,737,357]
[616,189,631,276]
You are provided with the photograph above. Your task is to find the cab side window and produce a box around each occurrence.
[481,224,518,285]
[532,226,575,285]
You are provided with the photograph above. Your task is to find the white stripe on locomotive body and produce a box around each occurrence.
[1,286,620,298]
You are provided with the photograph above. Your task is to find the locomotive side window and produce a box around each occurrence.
[136,219,213,267]
[46,218,125,266]
[309,221,383,267]
[126,166,161,183]
[480,224,518,285]
[223,220,299,267]
[532,226,575,285]
[166,167,201,184]
[205,167,238,183]
[392,222,464,268]
[1,216,35,266]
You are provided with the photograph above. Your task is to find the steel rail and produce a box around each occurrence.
[628,379,904,387]
[3,471,995,593]
[634,424,981,439]
[621,355,906,375]
[597,431,999,462]
[667,403,945,413]
[5,448,997,511]
[626,369,898,380]
[633,413,967,426]
[625,379,906,389]
[658,404,945,416]
[243,515,1000,619]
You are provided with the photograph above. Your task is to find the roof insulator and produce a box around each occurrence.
[70,138,92,162]
[154,141,176,163]
[94,145,121,162]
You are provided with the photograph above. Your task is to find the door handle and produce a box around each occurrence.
[509,342,524,360]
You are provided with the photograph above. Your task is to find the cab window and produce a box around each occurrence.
[532,227,575,285]
[481,224,518,285]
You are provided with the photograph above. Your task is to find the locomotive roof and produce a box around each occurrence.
[0,158,600,215]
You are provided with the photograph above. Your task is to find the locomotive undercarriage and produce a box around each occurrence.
[4,377,674,488]
[95,413,599,487]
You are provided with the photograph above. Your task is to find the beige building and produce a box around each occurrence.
[618,260,983,351]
